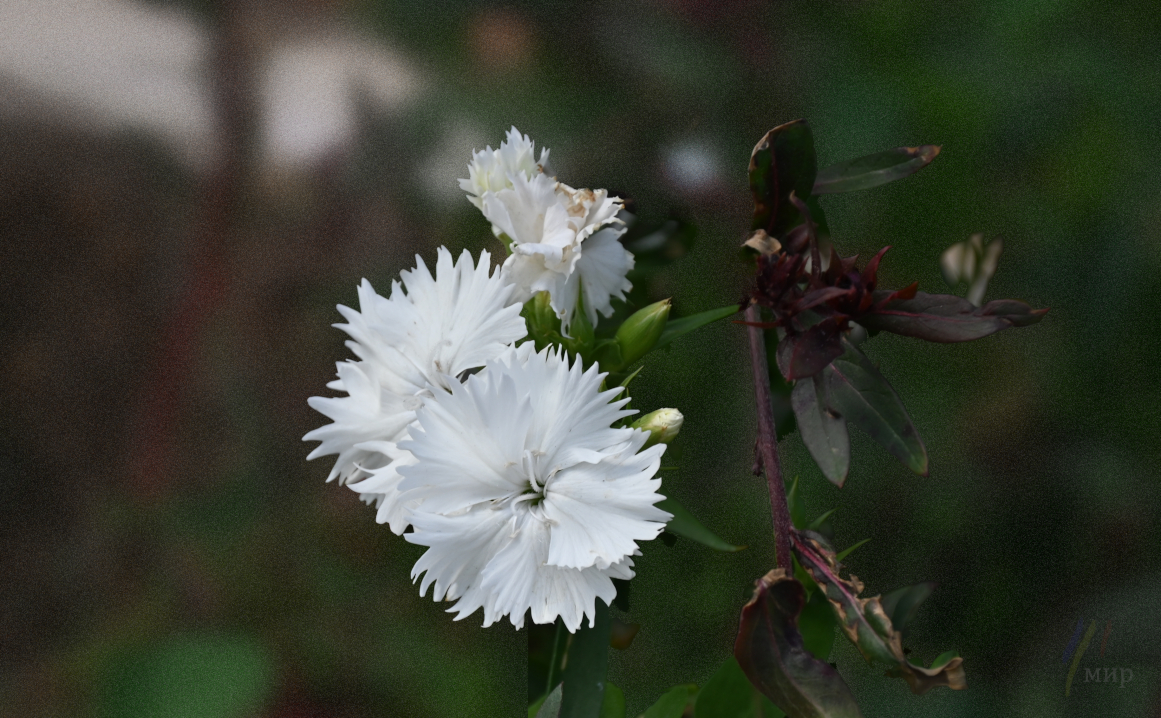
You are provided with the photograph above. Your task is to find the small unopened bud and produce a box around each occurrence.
[632,408,683,447]
[615,298,670,366]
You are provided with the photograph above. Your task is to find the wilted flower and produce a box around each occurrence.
[399,344,670,631]
[461,127,633,334]
[304,247,527,531]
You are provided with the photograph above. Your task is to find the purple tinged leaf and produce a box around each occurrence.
[734,569,864,718]
[791,376,850,487]
[813,146,941,195]
[750,121,818,236]
[791,533,966,696]
[860,291,1048,343]
[776,319,845,381]
[822,339,928,476]
[798,287,851,312]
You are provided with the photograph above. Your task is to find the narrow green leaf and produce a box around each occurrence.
[929,651,959,670]
[599,682,626,718]
[791,375,850,486]
[806,509,836,533]
[695,657,785,718]
[834,539,870,563]
[533,684,563,718]
[812,146,940,195]
[786,476,807,530]
[560,602,611,718]
[658,497,745,552]
[643,685,698,718]
[880,582,936,633]
[655,305,740,351]
[734,570,863,718]
[822,339,928,476]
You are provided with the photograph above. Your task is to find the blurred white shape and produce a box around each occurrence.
[259,32,420,169]
[0,0,215,167]
[662,139,723,196]
[941,232,1003,306]
[0,0,422,172]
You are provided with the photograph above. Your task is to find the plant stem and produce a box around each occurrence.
[744,304,793,569]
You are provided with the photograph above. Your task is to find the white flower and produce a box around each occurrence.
[458,126,551,210]
[484,175,628,333]
[304,247,527,530]
[556,224,635,330]
[398,344,670,631]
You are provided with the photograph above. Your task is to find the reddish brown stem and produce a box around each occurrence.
[745,303,793,569]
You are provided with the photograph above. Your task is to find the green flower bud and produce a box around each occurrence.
[615,298,671,367]
[632,408,683,448]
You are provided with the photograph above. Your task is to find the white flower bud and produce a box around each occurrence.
[632,408,684,447]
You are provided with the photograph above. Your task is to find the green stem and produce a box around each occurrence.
[545,619,567,696]
[559,602,611,718]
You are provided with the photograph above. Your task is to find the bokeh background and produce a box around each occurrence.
[1,1,1159,716]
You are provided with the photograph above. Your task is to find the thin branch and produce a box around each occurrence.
[745,303,793,569]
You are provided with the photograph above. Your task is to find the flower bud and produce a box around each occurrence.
[615,298,670,367]
[632,408,683,448]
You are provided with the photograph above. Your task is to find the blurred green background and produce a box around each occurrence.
[1,0,1158,716]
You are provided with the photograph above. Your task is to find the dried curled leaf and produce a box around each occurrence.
[735,569,863,718]
[791,532,966,695]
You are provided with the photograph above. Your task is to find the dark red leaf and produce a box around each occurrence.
[860,291,1048,343]
[750,121,818,237]
[776,319,846,381]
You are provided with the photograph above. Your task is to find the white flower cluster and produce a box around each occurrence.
[304,246,669,632]
[460,127,635,335]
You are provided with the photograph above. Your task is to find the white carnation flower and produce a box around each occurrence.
[459,126,551,210]
[304,247,527,531]
[398,344,670,631]
[483,173,628,333]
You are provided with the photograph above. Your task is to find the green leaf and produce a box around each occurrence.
[658,496,745,552]
[879,582,936,633]
[806,509,836,540]
[655,305,740,351]
[750,120,818,236]
[822,339,928,476]
[695,657,785,718]
[791,375,851,487]
[643,685,698,718]
[785,476,808,530]
[792,532,966,695]
[834,539,870,563]
[560,601,611,718]
[533,684,563,718]
[96,633,275,718]
[812,145,941,195]
[734,571,862,718]
[798,589,838,661]
[600,682,626,718]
